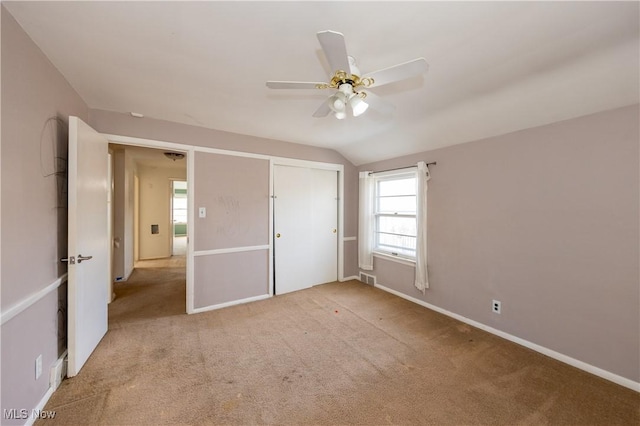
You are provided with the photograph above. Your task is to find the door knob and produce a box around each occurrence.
[276,233,281,238]
[77,254,93,263]
[332,229,337,233]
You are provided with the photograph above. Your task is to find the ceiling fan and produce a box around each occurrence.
[266,30,428,120]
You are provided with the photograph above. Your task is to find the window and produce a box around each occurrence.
[374,172,417,259]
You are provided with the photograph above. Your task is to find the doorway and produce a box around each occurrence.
[171,180,188,256]
[109,143,188,315]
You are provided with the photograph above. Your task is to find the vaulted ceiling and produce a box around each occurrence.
[5,1,639,165]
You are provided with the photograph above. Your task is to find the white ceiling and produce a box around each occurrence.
[5,1,639,166]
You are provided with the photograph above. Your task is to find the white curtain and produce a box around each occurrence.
[414,161,431,293]
[358,171,375,270]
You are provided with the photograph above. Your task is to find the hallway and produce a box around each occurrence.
[109,256,186,325]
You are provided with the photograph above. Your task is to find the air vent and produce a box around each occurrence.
[359,272,376,286]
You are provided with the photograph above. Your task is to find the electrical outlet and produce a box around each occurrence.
[492,300,501,314]
[35,354,43,379]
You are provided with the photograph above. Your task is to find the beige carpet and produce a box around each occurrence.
[39,258,639,425]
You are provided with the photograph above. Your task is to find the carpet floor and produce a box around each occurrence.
[39,258,639,425]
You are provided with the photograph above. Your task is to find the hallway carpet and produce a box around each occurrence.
[39,259,638,425]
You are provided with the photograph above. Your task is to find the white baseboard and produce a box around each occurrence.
[24,387,54,426]
[191,293,271,314]
[340,276,359,282]
[374,283,640,392]
[22,351,68,425]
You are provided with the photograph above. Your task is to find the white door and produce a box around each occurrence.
[67,117,110,377]
[310,168,338,284]
[274,165,337,294]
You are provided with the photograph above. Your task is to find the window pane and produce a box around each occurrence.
[378,216,416,236]
[374,173,417,258]
[377,233,416,256]
[378,177,415,197]
[378,196,416,214]
[173,198,188,209]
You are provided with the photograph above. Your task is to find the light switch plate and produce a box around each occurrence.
[199,207,206,218]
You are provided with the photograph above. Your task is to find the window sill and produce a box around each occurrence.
[373,252,416,267]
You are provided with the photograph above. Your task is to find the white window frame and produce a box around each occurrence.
[373,170,417,261]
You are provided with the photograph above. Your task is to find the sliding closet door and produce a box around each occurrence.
[273,165,337,295]
[309,168,338,284]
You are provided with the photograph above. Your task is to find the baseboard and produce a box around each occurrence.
[114,268,133,283]
[24,385,55,426]
[374,283,640,393]
[191,293,271,314]
[340,276,359,282]
[30,351,68,423]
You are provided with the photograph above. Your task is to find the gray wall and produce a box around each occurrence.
[193,153,270,308]
[359,104,639,383]
[89,110,360,303]
[1,6,89,422]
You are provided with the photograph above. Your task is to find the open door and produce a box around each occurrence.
[66,116,110,377]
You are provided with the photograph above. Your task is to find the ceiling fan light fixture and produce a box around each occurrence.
[265,31,429,120]
[350,95,369,117]
[164,152,185,161]
[332,97,345,111]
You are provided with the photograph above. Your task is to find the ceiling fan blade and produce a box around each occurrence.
[312,99,331,118]
[361,91,396,115]
[266,81,326,90]
[364,58,428,88]
[317,30,351,75]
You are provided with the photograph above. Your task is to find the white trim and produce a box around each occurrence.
[337,166,345,281]
[272,156,344,172]
[374,283,640,392]
[105,133,345,169]
[343,236,357,242]
[193,144,271,161]
[193,245,270,257]
[24,387,55,426]
[341,275,359,282]
[20,349,66,426]
[191,293,271,314]
[271,159,345,288]
[268,159,275,297]
[103,133,195,315]
[374,252,416,268]
[186,147,195,314]
[102,134,192,154]
[1,274,68,325]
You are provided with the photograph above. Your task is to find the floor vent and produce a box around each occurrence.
[359,272,376,286]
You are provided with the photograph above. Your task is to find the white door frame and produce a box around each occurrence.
[270,157,344,296]
[102,134,194,313]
